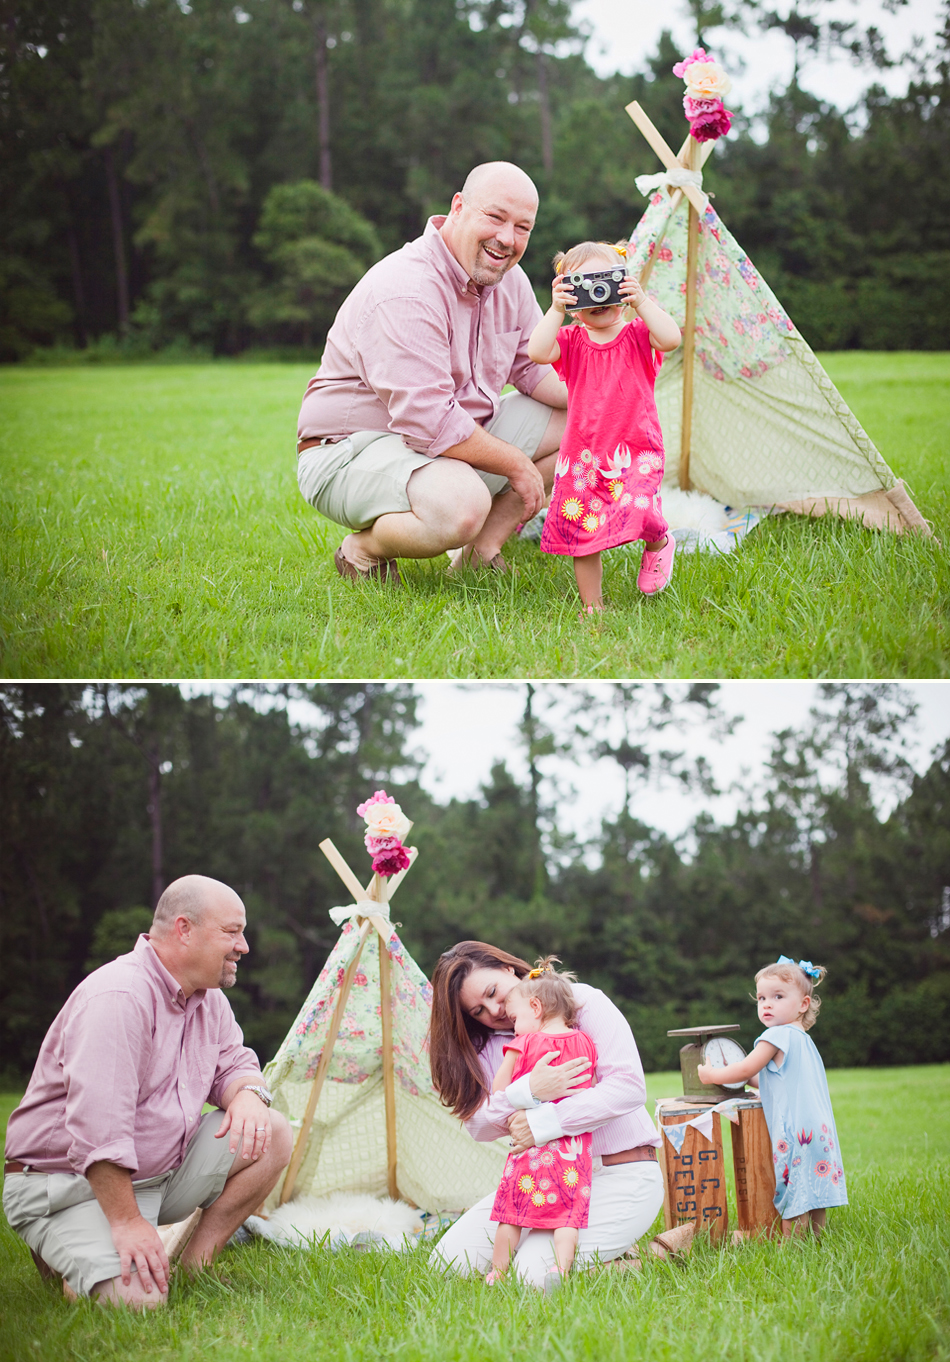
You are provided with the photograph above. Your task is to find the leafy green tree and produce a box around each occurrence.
[249,180,382,346]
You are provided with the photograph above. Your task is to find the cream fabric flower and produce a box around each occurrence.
[364,801,411,840]
[684,60,732,98]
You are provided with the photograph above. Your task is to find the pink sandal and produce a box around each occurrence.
[484,1268,507,1285]
[637,533,676,595]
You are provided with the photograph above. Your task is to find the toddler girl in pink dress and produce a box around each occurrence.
[527,241,681,613]
[486,958,598,1284]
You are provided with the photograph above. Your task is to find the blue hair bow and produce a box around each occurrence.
[777,954,822,980]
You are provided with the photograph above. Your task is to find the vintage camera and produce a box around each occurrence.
[566,266,628,309]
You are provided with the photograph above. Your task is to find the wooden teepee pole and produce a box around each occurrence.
[679,135,701,491]
[279,914,373,1204]
[639,135,714,289]
[377,876,399,1199]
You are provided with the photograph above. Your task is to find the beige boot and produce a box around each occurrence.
[649,1221,695,1261]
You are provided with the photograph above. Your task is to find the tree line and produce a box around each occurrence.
[2,0,948,361]
[1,681,947,1084]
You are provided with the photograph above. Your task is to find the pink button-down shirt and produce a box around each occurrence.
[4,936,261,1179]
[297,217,552,457]
[463,983,661,1155]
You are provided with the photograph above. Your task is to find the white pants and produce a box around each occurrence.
[429,1159,664,1289]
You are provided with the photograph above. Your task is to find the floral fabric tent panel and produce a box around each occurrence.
[262,919,507,1214]
[626,190,930,534]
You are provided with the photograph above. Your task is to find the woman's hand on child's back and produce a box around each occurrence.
[528,1051,592,1101]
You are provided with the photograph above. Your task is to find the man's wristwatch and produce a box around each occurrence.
[238,1083,274,1108]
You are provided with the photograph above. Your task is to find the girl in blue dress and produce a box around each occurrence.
[698,956,847,1239]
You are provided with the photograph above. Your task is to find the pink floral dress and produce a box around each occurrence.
[489,1029,598,1231]
[540,319,668,558]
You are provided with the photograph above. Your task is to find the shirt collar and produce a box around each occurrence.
[425,216,484,298]
[136,934,204,1010]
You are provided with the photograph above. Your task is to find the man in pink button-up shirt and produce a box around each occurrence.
[296,161,568,583]
[3,875,293,1308]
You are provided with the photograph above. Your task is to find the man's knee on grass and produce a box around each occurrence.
[407,460,494,545]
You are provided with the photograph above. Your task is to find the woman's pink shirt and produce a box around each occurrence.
[465,982,661,1153]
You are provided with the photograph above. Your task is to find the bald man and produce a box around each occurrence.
[296,161,568,583]
[3,876,293,1307]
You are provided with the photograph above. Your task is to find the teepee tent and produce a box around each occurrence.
[624,101,930,536]
[262,822,507,1215]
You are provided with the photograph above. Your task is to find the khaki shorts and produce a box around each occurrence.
[2,1111,234,1297]
[297,390,554,532]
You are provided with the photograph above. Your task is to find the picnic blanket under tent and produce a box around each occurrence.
[623,102,931,537]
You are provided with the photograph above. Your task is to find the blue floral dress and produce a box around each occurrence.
[757,1025,847,1219]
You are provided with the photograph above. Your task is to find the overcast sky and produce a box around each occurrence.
[572,0,942,118]
[409,681,950,845]
[177,680,948,845]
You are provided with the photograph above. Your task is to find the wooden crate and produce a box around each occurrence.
[731,1102,779,1237]
[656,1099,728,1243]
[656,1096,779,1244]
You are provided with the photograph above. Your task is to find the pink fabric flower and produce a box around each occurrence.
[689,105,733,142]
[356,789,395,817]
[672,47,708,77]
[364,832,402,853]
[683,94,721,117]
[372,845,411,877]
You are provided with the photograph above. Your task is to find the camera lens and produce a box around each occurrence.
[588,280,611,303]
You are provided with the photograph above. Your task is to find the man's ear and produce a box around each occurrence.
[175,914,193,945]
[449,192,464,218]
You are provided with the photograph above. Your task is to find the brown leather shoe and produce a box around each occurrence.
[333,546,402,587]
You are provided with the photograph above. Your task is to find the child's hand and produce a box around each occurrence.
[552,275,578,314]
[697,1063,719,1085]
[620,276,646,310]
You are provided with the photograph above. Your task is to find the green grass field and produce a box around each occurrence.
[2,1065,947,1362]
[0,354,947,679]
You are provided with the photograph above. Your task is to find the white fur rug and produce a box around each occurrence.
[521,485,763,555]
[245,1193,425,1252]
[658,485,729,533]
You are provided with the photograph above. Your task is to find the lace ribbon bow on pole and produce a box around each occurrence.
[635,167,705,200]
[329,899,395,943]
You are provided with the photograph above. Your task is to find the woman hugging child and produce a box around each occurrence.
[486,958,598,1285]
[699,956,847,1239]
[527,240,681,615]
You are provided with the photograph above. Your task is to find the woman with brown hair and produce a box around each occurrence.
[428,940,668,1288]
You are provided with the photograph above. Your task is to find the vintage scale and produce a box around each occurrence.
[667,1023,749,1102]
[655,1022,778,1242]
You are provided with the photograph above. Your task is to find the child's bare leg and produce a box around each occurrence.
[490,1223,522,1274]
[644,535,668,551]
[574,552,603,610]
[809,1208,827,1238]
[553,1227,578,1275]
[781,1213,811,1240]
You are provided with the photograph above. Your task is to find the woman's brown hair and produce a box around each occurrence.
[429,940,532,1121]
